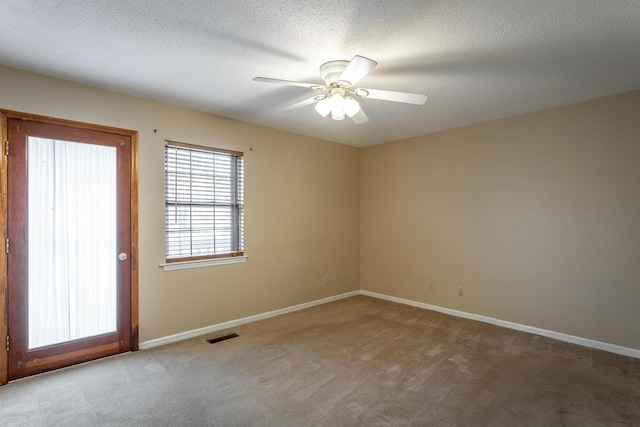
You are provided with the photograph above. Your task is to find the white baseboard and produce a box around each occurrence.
[360,290,640,360]
[140,289,640,360]
[139,291,360,350]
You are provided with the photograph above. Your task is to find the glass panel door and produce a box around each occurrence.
[7,118,132,381]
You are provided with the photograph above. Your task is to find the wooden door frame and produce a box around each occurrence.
[0,110,139,385]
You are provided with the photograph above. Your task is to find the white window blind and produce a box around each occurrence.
[165,141,244,262]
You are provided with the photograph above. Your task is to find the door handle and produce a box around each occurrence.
[118,253,128,261]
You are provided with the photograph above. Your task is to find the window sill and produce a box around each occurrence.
[160,256,248,271]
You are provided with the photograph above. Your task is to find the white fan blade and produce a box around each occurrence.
[351,108,369,124]
[253,77,324,89]
[338,55,378,86]
[280,96,319,112]
[359,88,427,105]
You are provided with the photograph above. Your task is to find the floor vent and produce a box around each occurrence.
[207,333,239,344]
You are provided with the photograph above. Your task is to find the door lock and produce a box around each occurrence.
[118,253,128,261]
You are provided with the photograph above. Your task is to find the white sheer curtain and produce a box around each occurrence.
[28,137,117,349]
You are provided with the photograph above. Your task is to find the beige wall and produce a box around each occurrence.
[2,64,639,352]
[0,65,360,342]
[361,90,640,350]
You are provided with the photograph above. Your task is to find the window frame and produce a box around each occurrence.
[164,140,244,266]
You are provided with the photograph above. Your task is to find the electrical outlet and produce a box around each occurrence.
[323,275,330,285]
[458,287,464,296]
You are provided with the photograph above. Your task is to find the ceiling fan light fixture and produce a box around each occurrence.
[314,98,331,117]
[329,92,347,120]
[329,92,344,108]
[331,108,346,121]
[254,54,426,124]
[343,97,361,117]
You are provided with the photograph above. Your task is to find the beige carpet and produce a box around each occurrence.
[1,295,639,426]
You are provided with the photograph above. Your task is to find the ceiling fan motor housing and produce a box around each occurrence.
[319,60,349,86]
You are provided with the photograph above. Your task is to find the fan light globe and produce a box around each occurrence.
[329,93,346,120]
[329,93,344,108]
[314,98,331,117]
[331,109,346,121]
[343,97,361,117]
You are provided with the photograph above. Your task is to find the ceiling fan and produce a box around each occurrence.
[253,55,427,124]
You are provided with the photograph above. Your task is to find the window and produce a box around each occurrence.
[165,141,244,264]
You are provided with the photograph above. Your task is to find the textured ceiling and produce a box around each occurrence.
[1,1,639,147]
